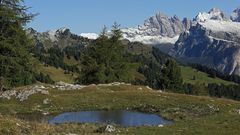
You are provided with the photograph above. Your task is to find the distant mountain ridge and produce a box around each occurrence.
[171,7,240,75]
[194,8,230,22]
[26,27,91,49]
[27,7,240,76]
[121,13,191,45]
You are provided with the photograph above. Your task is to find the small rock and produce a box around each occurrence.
[39,86,46,89]
[146,86,152,90]
[41,90,49,95]
[16,123,21,127]
[42,112,49,115]
[237,109,240,114]
[43,98,51,105]
[158,124,164,127]
[138,87,143,90]
[105,125,116,133]
[157,90,163,93]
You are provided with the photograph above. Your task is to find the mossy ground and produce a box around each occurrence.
[0,85,240,135]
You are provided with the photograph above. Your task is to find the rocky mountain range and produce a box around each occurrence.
[121,13,191,45]
[27,7,240,76]
[26,27,90,49]
[171,8,240,75]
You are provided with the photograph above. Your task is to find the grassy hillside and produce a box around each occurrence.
[31,54,236,86]
[30,57,78,83]
[0,84,240,134]
[63,56,79,65]
[181,66,235,85]
[39,66,77,83]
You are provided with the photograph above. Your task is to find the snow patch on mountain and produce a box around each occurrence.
[122,33,179,44]
[199,20,240,36]
[80,33,99,40]
[208,36,237,43]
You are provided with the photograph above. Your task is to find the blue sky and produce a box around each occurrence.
[25,0,240,34]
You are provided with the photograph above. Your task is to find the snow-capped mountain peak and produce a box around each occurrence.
[195,8,230,22]
[121,12,190,45]
[231,7,240,22]
[46,27,70,41]
[172,7,240,76]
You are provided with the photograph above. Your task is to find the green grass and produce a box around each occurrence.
[181,66,235,85]
[30,57,78,83]
[128,63,146,81]
[63,56,79,65]
[0,84,240,134]
[39,65,78,83]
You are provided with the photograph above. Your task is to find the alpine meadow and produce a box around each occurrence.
[0,0,240,135]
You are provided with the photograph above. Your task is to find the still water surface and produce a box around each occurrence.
[48,110,173,126]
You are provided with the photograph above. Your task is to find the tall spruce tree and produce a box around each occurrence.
[77,24,131,84]
[0,0,36,87]
[159,59,183,91]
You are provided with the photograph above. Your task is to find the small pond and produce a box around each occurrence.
[48,110,172,126]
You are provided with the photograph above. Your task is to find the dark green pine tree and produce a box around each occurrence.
[0,0,36,87]
[159,59,183,91]
[76,23,131,84]
[108,22,131,82]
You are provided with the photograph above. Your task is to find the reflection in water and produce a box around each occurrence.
[48,110,173,126]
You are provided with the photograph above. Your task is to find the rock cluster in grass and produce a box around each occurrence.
[51,81,87,90]
[50,82,131,91]
[0,82,133,101]
[207,104,220,113]
[97,82,131,87]
[95,125,116,133]
[105,125,116,133]
[0,85,49,101]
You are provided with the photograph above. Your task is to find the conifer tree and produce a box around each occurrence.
[159,59,183,91]
[77,23,131,84]
[0,0,36,87]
